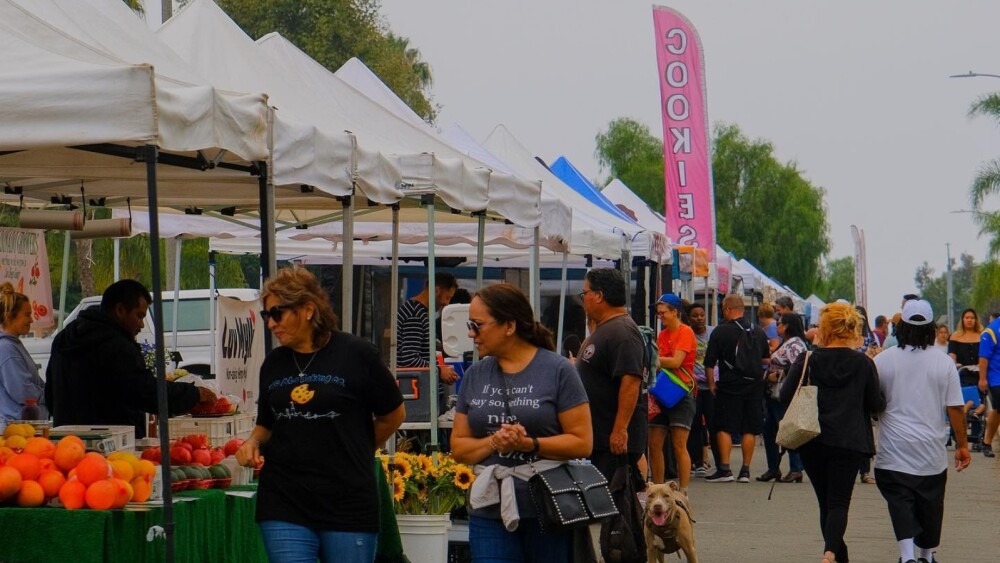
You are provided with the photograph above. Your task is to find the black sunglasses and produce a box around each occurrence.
[466,319,499,336]
[260,305,292,324]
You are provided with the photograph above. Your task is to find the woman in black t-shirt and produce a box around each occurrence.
[948,308,983,372]
[236,267,405,563]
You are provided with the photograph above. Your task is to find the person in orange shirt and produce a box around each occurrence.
[648,293,697,496]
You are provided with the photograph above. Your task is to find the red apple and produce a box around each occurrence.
[191,448,212,466]
[140,447,161,463]
[210,449,226,465]
[169,446,192,466]
[223,438,244,457]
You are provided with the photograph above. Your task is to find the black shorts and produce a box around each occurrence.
[989,385,1000,409]
[649,393,696,430]
[714,392,764,435]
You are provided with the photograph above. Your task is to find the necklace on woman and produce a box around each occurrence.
[292,350,319,377]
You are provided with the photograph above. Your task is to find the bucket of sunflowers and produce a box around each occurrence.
[382,451,475,563]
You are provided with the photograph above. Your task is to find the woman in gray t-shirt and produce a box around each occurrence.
[452,283,591,563]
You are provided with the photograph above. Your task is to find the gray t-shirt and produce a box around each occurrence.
[457,347,589,518]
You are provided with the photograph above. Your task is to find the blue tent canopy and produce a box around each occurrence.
[548,156,639,225]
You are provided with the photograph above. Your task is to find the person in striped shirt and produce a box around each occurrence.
[396,272,460,386]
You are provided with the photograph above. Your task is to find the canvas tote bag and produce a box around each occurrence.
[776,351,821,449]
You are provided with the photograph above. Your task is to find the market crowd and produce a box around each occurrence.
[1,267,988,563]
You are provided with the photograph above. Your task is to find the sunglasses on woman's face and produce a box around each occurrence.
[260,305,292,324]
[466,319,499,336]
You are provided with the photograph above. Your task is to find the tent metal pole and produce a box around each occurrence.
[388,204,400,457]
[530,227,540,318]
[473,214,485,362]
[341,194,354,333]
[113,238,120,281]
[425,195,439,448]
[146,144,175,563]
[209,251,217,377]
[257,161,275,354]
[475,214,485,291]
[57,232,70,330]
[172,238,182,361]
[556,251,568,355]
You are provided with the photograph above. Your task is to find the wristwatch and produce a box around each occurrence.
[527,436,540,455]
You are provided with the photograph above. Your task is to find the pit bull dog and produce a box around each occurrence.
[643,481,697,563]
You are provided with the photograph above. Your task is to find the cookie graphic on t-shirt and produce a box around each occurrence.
[290,383,315,404]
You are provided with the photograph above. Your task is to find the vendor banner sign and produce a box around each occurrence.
[216,295,264,412]
[653,6,716,263]
[0,228,54,332]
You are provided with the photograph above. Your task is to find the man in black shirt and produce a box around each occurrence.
[703,294,769,483]
[45,279,213,438]
[575,268,646,479]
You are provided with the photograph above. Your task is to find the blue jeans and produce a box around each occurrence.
[258,520,378,563]
[469,515,571,563]
[763,397,803,473]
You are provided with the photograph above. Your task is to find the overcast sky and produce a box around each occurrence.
[379,0,1000,321]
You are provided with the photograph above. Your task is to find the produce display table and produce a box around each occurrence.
[0,464,404,563]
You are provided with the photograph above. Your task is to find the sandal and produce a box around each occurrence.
[860,473,876,484]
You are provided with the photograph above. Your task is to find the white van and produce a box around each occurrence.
[23,288,258,378]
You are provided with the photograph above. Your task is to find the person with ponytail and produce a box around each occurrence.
[452,283,592,562]
[0,282,46,427]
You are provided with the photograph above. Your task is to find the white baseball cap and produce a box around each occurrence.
[901,299,934,326]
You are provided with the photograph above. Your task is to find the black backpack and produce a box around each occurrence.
[729,320,764,381]
[638,325,659,388]
[600,462,646,563]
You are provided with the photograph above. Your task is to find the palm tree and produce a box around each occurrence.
[388,33,433,89]
[968,93,1000,257]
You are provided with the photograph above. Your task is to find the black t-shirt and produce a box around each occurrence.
[704,319,769,396]
[255,332,403,532]
[576,314,647,454]
[948,339,979,367]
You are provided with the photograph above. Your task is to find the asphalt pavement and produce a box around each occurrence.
[679,439,996,562]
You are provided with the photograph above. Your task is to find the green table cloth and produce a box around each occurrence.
[0,462,404,563]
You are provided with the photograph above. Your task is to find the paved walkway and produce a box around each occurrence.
[681,442,997,562]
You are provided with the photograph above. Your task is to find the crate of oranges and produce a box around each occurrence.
[0,433,157,509]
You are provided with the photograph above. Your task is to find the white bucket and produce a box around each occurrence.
[396,514,452,563]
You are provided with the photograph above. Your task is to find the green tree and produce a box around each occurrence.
[594,120,830,295]
[817,256,855,303]
[711,124,830,294]
[914,253,976,326]
[594,117,665,209]
[972,260,1000,315]
[217,0,437,121]
[967,95,1000,256]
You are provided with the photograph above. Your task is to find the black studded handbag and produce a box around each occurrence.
[528,461,619,532]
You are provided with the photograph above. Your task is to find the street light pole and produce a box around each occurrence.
[949,71,1000,80]
[946,243,954,330]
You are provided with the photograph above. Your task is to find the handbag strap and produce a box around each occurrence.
[794,351,813,391]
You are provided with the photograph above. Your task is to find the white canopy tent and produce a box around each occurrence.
[0,0,279,556]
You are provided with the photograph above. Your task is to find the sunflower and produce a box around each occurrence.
[453,465,474,490]
[394,457,413,480]
[417,454,434,474]
[392,474,405,501]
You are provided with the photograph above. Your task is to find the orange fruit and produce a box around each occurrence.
[110,460,134,482]
[113,478,133,508]
[57,435,84,449]
[38,470,66,498]
[23,437,55,459]
[16,480,45,507]
[38,458,55,472]
[7,453,41,481]
[54,443,85,473]
[137,459,156,480]
[75,455,111,486]
[0,465,22,501]
[58,479,86,510]
[84,479,117,510]
[5,435,26,451]
[0,446,14,463]
[130,476,152,503]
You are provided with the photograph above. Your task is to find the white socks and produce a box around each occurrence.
[898,538,915,562]
[917,546,935,561]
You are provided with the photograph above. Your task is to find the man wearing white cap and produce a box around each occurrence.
[873,299,971,563]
